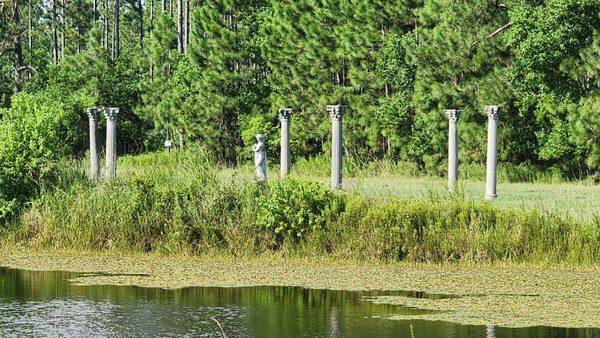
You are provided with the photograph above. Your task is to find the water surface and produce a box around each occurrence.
[0,267,597,337]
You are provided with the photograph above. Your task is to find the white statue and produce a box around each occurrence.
[252,134,267,181]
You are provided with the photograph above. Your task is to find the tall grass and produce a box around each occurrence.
[8,151,600,265]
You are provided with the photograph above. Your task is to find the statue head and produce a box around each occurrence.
[255,134,263,142]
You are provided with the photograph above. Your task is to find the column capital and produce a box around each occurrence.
[278,108,292,120]
[485,106,500,120]
[444,109,461,122]
[326,105,346,119]
[104,107,119,121]
[87,107,99,120]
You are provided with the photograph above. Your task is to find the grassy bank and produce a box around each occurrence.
[0,249,599,328]
[2,151,598,265]
[123,151,600,220]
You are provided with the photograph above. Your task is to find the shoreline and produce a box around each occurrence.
[1,249,600,328]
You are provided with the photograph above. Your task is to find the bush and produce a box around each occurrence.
[250,178,337,245]
[0,92,87,220]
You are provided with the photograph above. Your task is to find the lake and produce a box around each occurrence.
[0,267,597,337]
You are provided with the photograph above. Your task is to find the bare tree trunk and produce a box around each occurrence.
[150,0,154,28]
[52,0,59,63]
[102,0,109,50]
[61,0,65,59]
[177,0,183,52]
[93,0,97,20]
[12,0,24,94]
[161,0,166,13]
[112,0,119,59]
[28,0,32,58]
[150,0,154,80]
[169,0,173,17]
[138,0,143,49]
[76,25,80,53]
[184,0,189,52]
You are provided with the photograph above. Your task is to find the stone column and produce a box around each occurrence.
[104,107,119,179]
[279,108,292,178]
[485,106,500,200]
[87,107,99,181]
[327,105,345,191]
[445,109,461,192]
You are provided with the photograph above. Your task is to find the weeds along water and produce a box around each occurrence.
[5,150,600,265]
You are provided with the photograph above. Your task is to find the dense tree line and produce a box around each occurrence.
[0,0,599,177]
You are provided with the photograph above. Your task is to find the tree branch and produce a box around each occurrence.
[487,22,512,39]
[15,65,38,75]
[469,23,512,53]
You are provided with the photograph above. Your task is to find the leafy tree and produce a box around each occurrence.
[0,92,87,219]
[507,0,600,166]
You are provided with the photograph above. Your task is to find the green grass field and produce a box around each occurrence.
[345,177,600,221]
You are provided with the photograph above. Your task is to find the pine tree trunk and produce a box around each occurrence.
[138,0,143,49]
[12,0,24,94]
[102,0,109,50]
[161,0,166,13]
[150,0,154,28]
[150,0,154,80]
[61,0,65,60]
[169,0,173,17]
[52,0,59,63]
[76,25,80,53]
[184,0,189,52]
[177,0,183,52]
[93,0,97,20]
[28,0,32,58]
[112,0,120,59]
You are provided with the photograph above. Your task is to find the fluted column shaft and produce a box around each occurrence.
[485,106,500,200]
[445,109,461,192]
[327,105,345,191]
[104,108,119,179]
[87,107,99,181]
[279,108,292,178]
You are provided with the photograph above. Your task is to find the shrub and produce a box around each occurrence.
[251,178,336,245]
[0,92,87,220]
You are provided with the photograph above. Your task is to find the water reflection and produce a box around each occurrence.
[487,325,496,338]
[0,267,598,337]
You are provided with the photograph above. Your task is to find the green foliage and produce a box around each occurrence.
[507,0,600,165]
[251,178,336,244]
[240,113,278,158]
[571,95,600,173]
[185,0,269,164]
[2,0,600,189]
[11,152,600,264]
[0,92,84,219]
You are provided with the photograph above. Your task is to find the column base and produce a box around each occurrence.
[485,193,497,201]
[448,182,457,193]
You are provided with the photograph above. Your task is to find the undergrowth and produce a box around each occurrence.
[4,151,598,265]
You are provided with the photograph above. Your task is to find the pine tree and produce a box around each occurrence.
[406,0,514,168]
[188,0,268,164]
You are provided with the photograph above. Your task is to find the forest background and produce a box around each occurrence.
[0,0,599,218]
